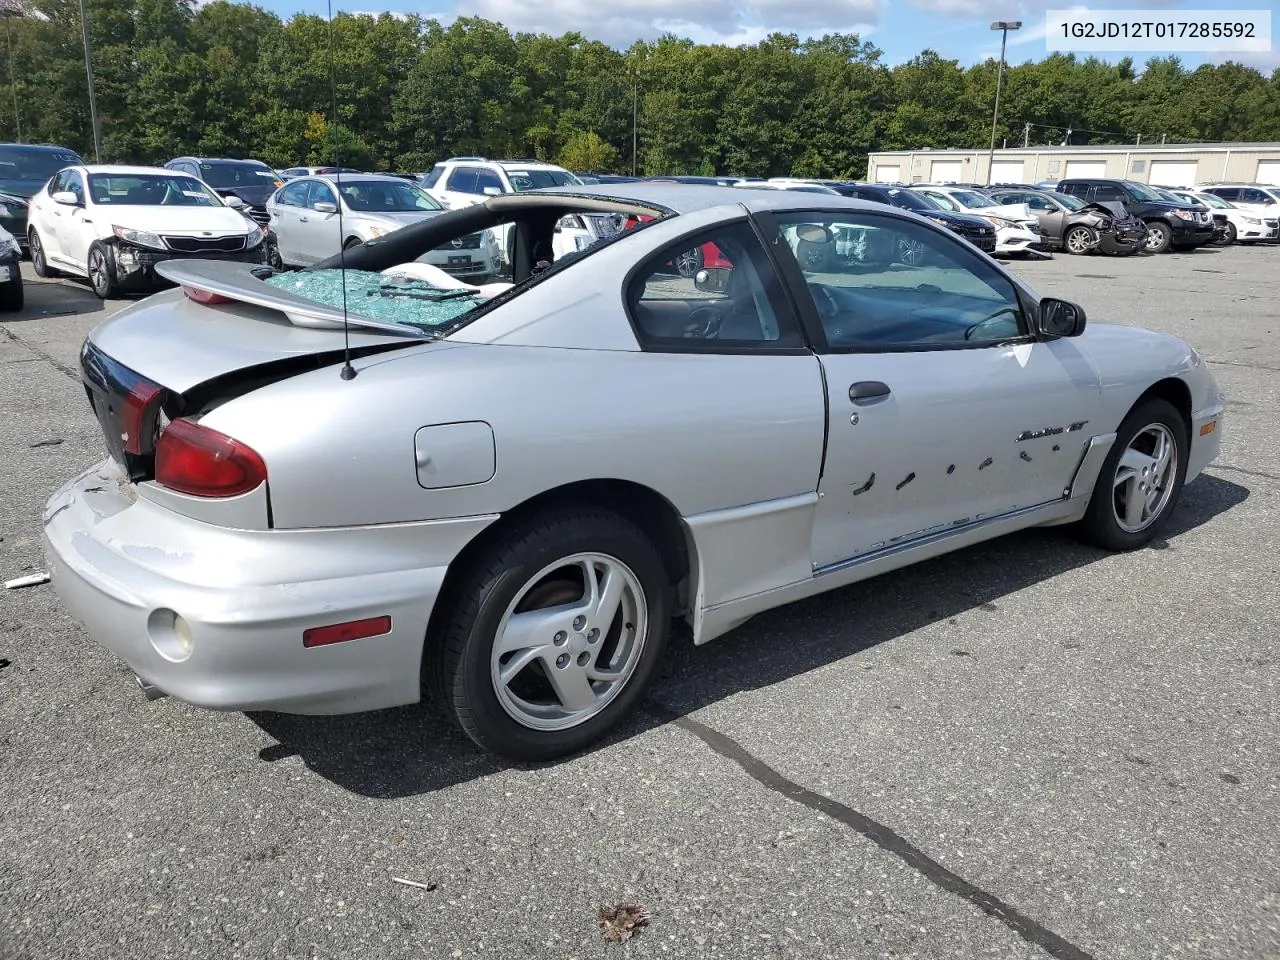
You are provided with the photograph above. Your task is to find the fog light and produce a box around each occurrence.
[147,608,194,662]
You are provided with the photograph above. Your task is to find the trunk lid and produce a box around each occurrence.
[80,259,446,478]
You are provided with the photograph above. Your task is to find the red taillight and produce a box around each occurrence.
[183,286,231,305]
[121,381,163,456]
[303,616,393,648]
[154,418,267,498]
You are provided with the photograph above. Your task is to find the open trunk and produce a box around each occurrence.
[80,259,435,483]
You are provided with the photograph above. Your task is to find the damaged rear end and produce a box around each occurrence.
[41,260,492,715]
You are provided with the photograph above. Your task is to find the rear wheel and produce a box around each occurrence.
[429,508,671,762]
[1076,397,1188,551]
[28,229,55,277]
[343,236,362,251]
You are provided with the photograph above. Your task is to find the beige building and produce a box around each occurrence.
[865,143,1280,188]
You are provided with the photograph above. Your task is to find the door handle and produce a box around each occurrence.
[299,216,308,223]
[849,381,891,402]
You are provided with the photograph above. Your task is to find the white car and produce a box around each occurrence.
[27,164,267,299]
[911,185,1042,256]
[266,173,502,281]
[1162,188,1278,244]
[422,158,584,265]
[1194,183,1280,238]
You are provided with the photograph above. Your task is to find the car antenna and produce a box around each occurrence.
[326,0,355,381]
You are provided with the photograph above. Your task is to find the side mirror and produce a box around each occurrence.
[1036,297,1086,338]
[312,201,338,214]
[482,186,502,196]
[794,223,833,244]
[51,190,80,206]
[693,267,732,294]
[223,195,246,208]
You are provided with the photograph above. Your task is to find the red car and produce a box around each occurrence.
[623,214,732,276]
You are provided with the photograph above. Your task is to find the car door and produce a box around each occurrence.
[269,179,311,265]
[35,170,73,262]
[1022,192,1065,240]
[755,208,1103,570]
[297,180,342,263]
[51,169,93,269]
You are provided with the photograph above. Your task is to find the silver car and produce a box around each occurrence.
[43,184,1225,762]
[266,173,502,280]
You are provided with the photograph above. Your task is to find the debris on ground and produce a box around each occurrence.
[597,901,650,943]
[5,572,50,590]
[391,876,437,892]
[29,438,64,448]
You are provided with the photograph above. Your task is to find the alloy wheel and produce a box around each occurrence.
[490,552,648,732]
[89,249,111,297]
[1066,227,1094,254]
[1112,423,1178,533]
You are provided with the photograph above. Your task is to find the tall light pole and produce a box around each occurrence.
[986,19,1020,184]
[78,0,102,162]
[0,0,23,141]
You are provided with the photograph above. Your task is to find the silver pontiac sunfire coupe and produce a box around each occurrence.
[43,183,1225,761]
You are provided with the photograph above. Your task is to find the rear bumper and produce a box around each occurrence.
[43,459,496,715]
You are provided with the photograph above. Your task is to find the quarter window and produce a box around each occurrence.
[771,211,1029,350]
[626,221,804,349]
[474,168,504,194]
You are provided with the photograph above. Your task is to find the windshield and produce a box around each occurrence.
[197,161,280,189]
[1051,191,1086,210]
[0,146,83,182]
[87,173,223,206]
[1124,181,1166,201]
[339,180,442,212]
[502,168,582,191]
[1194,192,1231,208]
[883,189,939,211]
[949,190,998,208]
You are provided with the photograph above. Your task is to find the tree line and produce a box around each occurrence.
[2,0,1279,179]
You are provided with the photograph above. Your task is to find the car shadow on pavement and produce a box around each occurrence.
[247,473,1248,798]
[1,274,131,326]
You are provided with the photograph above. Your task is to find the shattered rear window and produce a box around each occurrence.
[264,269,481,330]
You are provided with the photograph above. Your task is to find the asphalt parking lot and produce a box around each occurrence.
[1,244,1276,960]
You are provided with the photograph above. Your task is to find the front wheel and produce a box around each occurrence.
[1213,222,1236,246]
[1064,225,1096,255]
[1076,397,1189,551]
[87,242,118,299]
[429,508,671,761]
[1143,220,1172,254]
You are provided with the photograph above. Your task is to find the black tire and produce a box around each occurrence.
[1076,397,1189,552]
[28,228,55,278]
[266,235,284,270]
[1143,220,1172,254]
[1064,225,1095,255]
[87,242,117,299]
[1213,222,1236,246]
[0,277,22,312]
[429,508,671,762]
[343,236,362,250]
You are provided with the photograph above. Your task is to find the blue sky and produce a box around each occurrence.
[253,0,1279,72]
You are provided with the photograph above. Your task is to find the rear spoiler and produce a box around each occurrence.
[153,259,431,338]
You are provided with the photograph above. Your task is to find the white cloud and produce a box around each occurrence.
[449,0,880,46]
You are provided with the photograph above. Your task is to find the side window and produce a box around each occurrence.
[1025,194,1052,210]
[1243,189,1275,205]
[1212,188,1239,201]
[1092,184,1124,201]
[306,181,336,207]
[474,168,504,194]
[446,166,480,194]
[277,181,309,206]
[419,165,444,188]
[1057,182,1084,197]
[771,211,1028,350]
[625,220,804,350]
[48,170,69,195]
